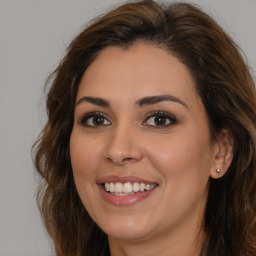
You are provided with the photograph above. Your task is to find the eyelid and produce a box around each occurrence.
[77,111,111,127]
[143,110,177,127]
[76,110,177,129]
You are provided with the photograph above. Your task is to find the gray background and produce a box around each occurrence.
[0,0,255,255]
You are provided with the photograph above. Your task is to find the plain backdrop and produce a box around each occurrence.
[0,0,255,255]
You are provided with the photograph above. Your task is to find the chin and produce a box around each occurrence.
[98,216,154,241]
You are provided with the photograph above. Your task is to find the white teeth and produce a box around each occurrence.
[123,182,133,193]
[104,182,157,194]
[105,183,110,192]
[133,182,140,192]
[150,184,155,190]
[109,182,115,193]
[145,184,150,191]
[139,183,145,191]
[115,182,123,193]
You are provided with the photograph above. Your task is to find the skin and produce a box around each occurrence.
[70,43,233,256]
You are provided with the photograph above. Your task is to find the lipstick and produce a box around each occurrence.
[97,176,158,206]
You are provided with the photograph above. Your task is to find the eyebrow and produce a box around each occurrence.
[136,95,188,108]
[76,96,110,107]
[75,94,188,108]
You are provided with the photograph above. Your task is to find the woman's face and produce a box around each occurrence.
[70,43,219,242]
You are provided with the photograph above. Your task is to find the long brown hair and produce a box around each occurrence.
[33,1,256,255]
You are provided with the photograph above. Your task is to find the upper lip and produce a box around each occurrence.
[96,175,158,185]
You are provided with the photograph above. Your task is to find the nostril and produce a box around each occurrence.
[105,156,136,165]
[122,157,134,162]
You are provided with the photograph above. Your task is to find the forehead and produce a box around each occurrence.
[77,43,200,108]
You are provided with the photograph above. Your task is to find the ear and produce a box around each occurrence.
[210,129,233,179]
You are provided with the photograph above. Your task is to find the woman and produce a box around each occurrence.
[33,0,256,255]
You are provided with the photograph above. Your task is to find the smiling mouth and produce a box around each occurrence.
[104,182,158,196]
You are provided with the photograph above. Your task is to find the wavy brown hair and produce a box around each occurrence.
[33,1,256,255]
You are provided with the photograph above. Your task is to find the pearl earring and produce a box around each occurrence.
[216,169,221,176]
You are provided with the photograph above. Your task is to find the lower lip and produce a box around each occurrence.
[98,185,157,206]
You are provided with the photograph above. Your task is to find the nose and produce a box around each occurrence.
[104,123,143,165]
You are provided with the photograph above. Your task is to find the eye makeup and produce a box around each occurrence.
[77,109,177,130]
[77,111,111,128]
[143,110,177,128]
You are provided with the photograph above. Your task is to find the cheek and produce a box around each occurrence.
[144,132,212,218]
[69,131,104,216]
[145,129,213,185]
[69,132,103,193]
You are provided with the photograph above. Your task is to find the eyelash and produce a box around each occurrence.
[143,110,177,128]
[78,110,177,128]
[78,111,111,128]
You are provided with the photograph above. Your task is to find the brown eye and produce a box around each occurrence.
[143,111,176,128]
[153,116,169,126]
[79,112,111,127]
[92,116,105,125]
[86,115,110,127]
[145,116,171,126]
